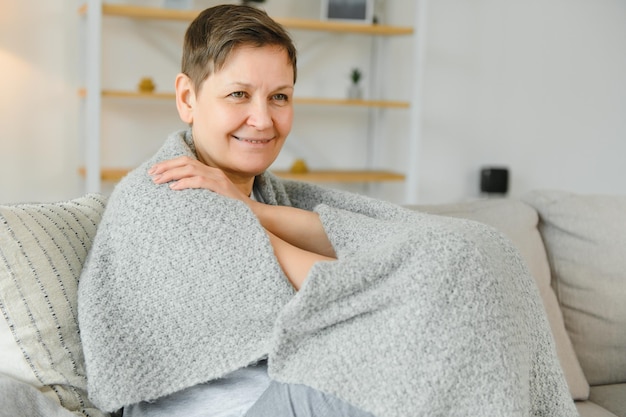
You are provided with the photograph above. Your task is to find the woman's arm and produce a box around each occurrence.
[249,200,336,259]
[265,230,334,290]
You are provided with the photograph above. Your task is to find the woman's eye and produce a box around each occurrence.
[272,93,289,102]
[229,91,246,99]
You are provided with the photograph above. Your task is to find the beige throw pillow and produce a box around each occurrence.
[412,197,589,400]
[0,194,108,417]
[523,190,626,386]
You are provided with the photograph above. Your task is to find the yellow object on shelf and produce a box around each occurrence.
[290,159,309,174]
[138,77,156,93]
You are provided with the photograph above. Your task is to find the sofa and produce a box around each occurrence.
[0,189,624,417]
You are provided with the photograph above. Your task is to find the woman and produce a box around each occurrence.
[87,5,372,417]
[78,5,576,417]
[149,4,336,290]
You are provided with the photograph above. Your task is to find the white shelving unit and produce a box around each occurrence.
[79,1,422,203]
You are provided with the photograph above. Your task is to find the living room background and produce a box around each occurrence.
[1,0,625,204]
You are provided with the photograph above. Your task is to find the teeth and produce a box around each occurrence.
[234,136,269,144]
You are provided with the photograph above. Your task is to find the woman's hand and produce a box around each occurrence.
[149,156,249,202]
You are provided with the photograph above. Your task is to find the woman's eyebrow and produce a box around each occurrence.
[226,82,294,91]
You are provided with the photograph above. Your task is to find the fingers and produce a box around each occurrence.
[148,156,195,177]
[147,157,249,203]
[168,175,208,190]
[151,165,194,185]
[148,156,232,194]
[149,156,209,185]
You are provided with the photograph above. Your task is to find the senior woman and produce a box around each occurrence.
[78,4,577,417]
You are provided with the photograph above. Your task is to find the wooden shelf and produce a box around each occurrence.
[79,167,404,183]
[78,88,174,100]
[78,167,128,182]
[271,170,405,182]
[78,4,413,36]
[295,97,409,109]
[78,89,410,109]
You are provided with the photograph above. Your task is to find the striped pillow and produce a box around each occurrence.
[0,194,108,417]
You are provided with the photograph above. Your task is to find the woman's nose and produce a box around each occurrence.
[247,99,272,130]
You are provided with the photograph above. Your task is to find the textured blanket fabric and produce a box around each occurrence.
[78,130,577,416]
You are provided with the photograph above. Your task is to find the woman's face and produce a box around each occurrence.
[176,45,294,183]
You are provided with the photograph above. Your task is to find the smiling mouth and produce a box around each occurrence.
[233,135,272,144]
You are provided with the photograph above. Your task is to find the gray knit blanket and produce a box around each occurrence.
[78,130,577,416]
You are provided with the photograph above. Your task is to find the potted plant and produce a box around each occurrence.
[348,68,363,99]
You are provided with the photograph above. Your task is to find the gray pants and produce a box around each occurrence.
[244,381,375,417]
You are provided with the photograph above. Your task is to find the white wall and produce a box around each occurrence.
[398,0,626,203]
[1,0,625,204]
[0,1,83,203]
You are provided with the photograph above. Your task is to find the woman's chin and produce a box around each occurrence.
[234,164,272,179]
[251,166,271,177]
[244,159,278,177]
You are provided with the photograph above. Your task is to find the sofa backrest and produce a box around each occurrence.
[5,190,617,412]
[523,190,626,387]
[410,197,590,400]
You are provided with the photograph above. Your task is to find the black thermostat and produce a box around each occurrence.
[480,167,509,194]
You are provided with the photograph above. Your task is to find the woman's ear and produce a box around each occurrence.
[175,73,195,124]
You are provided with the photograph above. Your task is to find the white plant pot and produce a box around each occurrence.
[347,83,363,99]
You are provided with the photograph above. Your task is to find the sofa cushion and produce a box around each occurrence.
[523,190,626,386]
[589,384,626,417]
[0,373,76,417]
[0,307,40,385]
[576,400,620,417]
[0,194,108,417]
[412,198,589,400]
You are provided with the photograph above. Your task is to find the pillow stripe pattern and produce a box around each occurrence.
[0,194,108,417]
